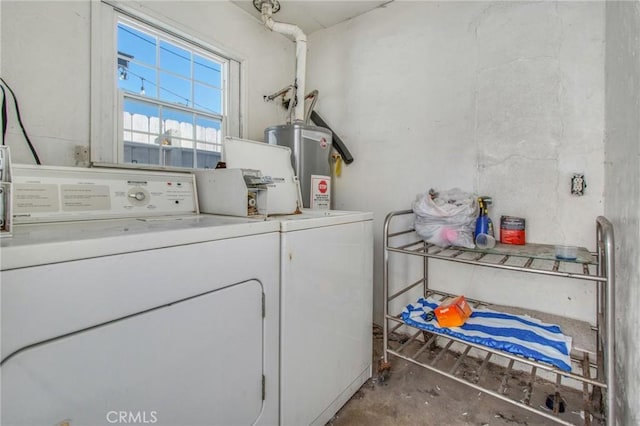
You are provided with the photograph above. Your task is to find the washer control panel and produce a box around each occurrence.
[11,165,198,223]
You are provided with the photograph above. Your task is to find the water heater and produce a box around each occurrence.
[265,123,332,209]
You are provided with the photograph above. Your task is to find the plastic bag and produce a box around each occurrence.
[412,188,478,248]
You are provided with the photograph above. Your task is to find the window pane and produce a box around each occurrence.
[194,55,221,87]
[117,23,156,66]
[159,72,191,107]
[160,40,191,78]
[119,63,157,98]
[195,116,221,133]
[123,98,162,166]
[161,107,195,168]
[194,84,221,114]
[124,143,161,166]
[195,116,222,153]
[162,107,194,143]
[124,97,160,121]
[123,98,160,143]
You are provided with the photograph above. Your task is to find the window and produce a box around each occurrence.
[91,1,242,169]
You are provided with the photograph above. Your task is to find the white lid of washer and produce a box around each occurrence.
[273,209,373,232]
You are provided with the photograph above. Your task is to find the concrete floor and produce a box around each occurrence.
[327,327,600,426]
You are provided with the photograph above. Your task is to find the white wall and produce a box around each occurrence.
[308,1,605,324]
[605,1,640,424]
[0,0,295,165]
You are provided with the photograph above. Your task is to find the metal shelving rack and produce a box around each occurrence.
[382,210,615,425]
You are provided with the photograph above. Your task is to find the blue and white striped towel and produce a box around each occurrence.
[401,297,573,371]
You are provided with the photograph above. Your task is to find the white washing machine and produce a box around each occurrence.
[0,165,281,426]
[218,137,374,425]
[274,209,373,426]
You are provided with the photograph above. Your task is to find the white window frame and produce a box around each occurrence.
[90,0,243,169]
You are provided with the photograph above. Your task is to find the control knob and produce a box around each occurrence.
[127,187,150,206]
[130,191,146,201]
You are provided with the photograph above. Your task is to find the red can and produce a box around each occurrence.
[500,216,526,245]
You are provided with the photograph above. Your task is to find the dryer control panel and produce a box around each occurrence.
[11,165,198,223]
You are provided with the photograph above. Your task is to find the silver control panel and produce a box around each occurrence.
[11,165,198,223]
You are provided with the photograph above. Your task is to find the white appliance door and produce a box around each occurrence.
[2,281,264,426]
[280,219,373,426]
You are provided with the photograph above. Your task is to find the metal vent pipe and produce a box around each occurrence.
[258,0,307,122]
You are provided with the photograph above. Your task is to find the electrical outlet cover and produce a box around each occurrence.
[571,173,586,196]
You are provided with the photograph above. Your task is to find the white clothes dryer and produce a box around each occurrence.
[1,166,281,426]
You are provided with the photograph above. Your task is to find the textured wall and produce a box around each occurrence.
[605,1,640,424]
[308,1,605,324]
[474,2,604,248]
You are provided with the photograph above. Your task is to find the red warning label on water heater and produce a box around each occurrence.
[311,175,331,210]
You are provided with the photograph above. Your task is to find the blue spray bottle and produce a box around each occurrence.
[474,197,494,240]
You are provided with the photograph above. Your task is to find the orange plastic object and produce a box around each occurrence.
[434,296,473,328]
